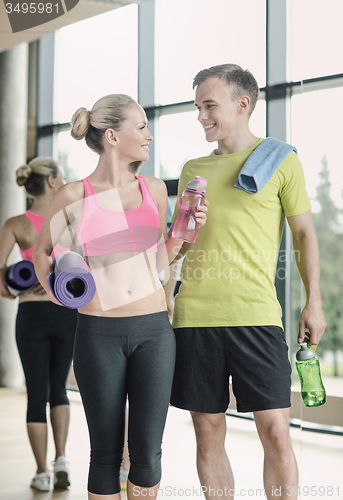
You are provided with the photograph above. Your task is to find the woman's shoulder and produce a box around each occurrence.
[141,176,168,212]
[0,214,33,244]
[2,213,28,231]
[42,180,86,226]
[60,179,85,198]
[142,176,167,195]
[51,180,85,207]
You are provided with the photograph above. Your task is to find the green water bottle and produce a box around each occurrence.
[296,342,326,407]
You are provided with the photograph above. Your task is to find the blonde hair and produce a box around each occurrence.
[70,94,136,154]
[16,157,59,197]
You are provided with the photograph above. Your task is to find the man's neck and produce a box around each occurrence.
[215,132,260,155]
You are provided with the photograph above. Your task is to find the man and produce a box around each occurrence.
[169,64,326,500]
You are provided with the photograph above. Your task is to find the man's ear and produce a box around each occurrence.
[238,95,251,113]
[104,128,118,146]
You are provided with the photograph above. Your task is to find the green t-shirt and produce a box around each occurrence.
[171,139,312,329]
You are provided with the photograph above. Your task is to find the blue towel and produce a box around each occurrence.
[234,138,297,194]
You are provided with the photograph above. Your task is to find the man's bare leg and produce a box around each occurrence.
[254,408,298,500]
[191,412,234,499]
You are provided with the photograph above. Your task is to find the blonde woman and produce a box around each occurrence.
[33,94,208,500]
[0,158,77,491]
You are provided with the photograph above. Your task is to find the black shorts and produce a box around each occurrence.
[170,325,291,413]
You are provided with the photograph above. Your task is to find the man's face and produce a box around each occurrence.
[195,77,241,143]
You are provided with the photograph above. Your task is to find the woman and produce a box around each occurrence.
[33,94,208,500]
[0,158,77,491]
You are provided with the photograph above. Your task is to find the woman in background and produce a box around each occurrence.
[0,158,77,492]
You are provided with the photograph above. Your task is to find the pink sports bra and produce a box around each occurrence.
[77,175,160,257]
[20,211,68,262]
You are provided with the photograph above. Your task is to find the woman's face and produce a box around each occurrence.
[116,103,153,163]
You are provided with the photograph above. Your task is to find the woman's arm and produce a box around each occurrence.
[33,181,84,300]
[0,219,18,299]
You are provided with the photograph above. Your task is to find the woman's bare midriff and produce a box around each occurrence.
[77,251,167,318]
[18,290,50,304]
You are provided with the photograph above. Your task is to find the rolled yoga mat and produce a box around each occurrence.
[47,251,96,309]
[5,260,37,296]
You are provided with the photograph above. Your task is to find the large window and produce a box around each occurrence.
[290,0,343,82]
[53,4,138,180]
[155,0,266,105]
[290,87,343,391]
[55,4,138,125]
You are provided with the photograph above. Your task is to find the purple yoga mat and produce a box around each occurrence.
[47,251,96,309]
[5,260,37,296]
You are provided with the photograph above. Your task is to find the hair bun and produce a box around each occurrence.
[16,164,32,186]
[70,107,90,140]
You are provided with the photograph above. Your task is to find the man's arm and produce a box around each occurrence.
[287,210,326,346]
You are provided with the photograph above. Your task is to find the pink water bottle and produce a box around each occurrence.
[172,176,207,243]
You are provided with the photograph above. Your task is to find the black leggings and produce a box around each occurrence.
[16,301,77,423]
[73,311,176,495]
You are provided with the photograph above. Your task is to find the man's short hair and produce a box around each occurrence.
[193,64,260,115]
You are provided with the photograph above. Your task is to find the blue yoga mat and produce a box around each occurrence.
[47,251,96,309]
[5,260,37,296]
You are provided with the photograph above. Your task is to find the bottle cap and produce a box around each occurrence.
[296,342,316,361]
[186,176,207,194]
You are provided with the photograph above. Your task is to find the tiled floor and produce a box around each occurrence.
[0,388,342,499]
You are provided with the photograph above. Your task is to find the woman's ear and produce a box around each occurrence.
[47,175,54,189]
[104,128,118,146]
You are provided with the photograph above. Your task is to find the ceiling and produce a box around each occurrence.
[0,0,144,52]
